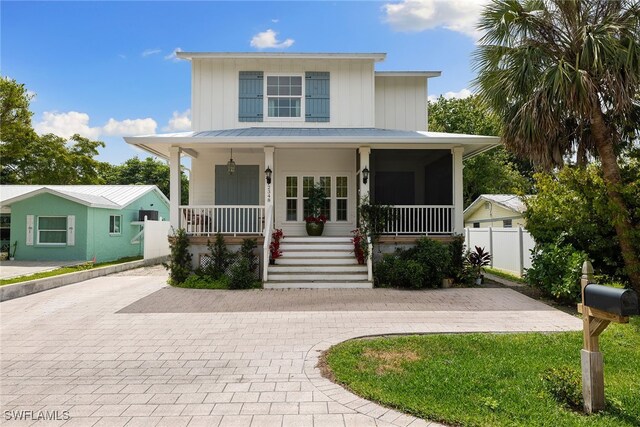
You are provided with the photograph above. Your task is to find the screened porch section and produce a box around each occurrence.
[369,149,455,235]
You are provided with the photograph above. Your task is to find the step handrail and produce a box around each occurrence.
[262,205,273,282]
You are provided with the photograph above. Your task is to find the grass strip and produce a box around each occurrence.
[0,256,143,286]
[325,318,639,427]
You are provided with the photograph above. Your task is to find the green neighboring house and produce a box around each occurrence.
[0,185,169,262]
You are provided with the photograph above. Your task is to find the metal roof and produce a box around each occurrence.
[191,127,432,138]
[125,127,501,160]
[0,185,169,209]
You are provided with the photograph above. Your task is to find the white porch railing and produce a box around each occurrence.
[382,205,455,235]
[179,205,265,236]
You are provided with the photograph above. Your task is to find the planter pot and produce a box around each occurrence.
[442,278,454,288]
[9,257,15,261]
[475,276,483,285]
[305,222,325,236]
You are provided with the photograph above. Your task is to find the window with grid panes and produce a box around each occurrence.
[266,75,303,118]
[286,177,298,221]
[319,176,331,220]
[336,176,348,221]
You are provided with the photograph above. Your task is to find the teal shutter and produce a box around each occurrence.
[305,72,330,122]
[239,72,263,122]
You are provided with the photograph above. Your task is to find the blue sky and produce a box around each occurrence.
[2,0,486,164]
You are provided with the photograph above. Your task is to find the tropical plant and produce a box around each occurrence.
[351,228,367,265]
[466,246,492,282]
[304,183,328,224]
[474,0,640,292]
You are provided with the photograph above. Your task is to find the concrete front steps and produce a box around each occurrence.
[264,236,372,289]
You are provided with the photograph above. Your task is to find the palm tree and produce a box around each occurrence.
[474,0,640,291]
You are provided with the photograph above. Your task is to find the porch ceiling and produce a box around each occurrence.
[124,128,500,160]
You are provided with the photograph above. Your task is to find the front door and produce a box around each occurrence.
[215,165,259,233]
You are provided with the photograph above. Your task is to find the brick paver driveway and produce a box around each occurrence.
[1,268,581,427]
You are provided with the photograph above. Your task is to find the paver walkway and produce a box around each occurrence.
[0,269,582,427]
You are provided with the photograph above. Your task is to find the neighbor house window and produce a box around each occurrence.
[503,219,513,228]
[109,215,122,235]
[266,75,303,118]
[473,222,480,228]
[38,216,67,245]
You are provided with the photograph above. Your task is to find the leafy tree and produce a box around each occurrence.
[428,95,534,206]
[102,156,189,204]
[474,0,640,290]
[1,77,105,184]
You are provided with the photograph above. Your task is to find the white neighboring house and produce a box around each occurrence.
[124,52,501,287]
[464,194,528,229]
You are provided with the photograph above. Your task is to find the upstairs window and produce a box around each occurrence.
[265,75,303,119]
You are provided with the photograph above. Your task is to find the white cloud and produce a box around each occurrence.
[428,88,473,102]
[102,118,157,136]
[35,111,102,139]
[271,19,279,23]
[34,111,157,139]
[164,47,184,62]
[250,29,294,49]
[163,109,191,132]
[383,0,488,40]
[142,48,161,57]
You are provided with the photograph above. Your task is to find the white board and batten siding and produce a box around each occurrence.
[374,76,428,131]
[192,58,376,131]
[465,227,535,277]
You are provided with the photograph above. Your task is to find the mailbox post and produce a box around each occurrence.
[577,261,639,413]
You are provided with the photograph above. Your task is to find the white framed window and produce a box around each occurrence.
[109,215,122,235]
[503,219,513,228]
[37,216,67,245]
[286,177,298,221]
[336,176,348,221]
[287,175,351,223]
[265,74,304,120]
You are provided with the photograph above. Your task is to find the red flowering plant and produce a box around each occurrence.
[269,229,284,261]
[304,214,328,224]
[351,228,367,265]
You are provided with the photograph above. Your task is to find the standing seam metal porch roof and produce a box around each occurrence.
[125,127,501,160]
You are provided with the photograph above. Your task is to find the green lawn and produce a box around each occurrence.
[0,256,143,286]
[484,267,526,284]
[325,317,640,427]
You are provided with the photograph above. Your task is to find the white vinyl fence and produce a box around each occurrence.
[143,220,171,260]
[464,227,535,277]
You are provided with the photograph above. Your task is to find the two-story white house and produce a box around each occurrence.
[125,52,499,288]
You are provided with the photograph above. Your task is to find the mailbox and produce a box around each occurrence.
[584,284,639,316]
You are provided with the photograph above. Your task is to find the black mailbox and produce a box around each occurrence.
[138,210,158,221]
[584,284,639,316]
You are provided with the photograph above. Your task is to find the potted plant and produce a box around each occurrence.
[466,246,491,285]
[304,183,328,236]
[269,229,284,264]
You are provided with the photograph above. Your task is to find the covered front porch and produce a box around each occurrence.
[125,128,499,240]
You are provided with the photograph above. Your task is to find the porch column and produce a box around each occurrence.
[264,146,274,212]
[452,146,464,235]
[169,146,182,229]
[359,146,371,201]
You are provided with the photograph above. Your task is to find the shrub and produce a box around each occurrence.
[541,367,583,410]
[375,238,451,289]
[206,233,232,279]
[163,228,192,285]
[229,258,258,289]
[525,242,588,304]
[239,238,258,277]
[178,274,230,289]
